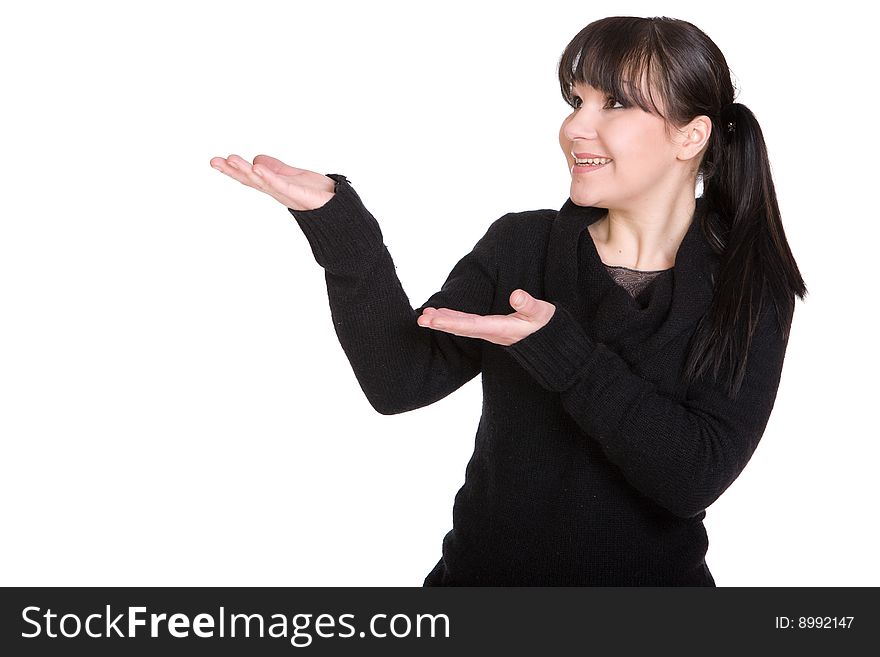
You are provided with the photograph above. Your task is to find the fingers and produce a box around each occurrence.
[418,308,485,334]
[424,308,477,319]
[211,155,251,187]
[231,154,269,190]
[213,154,272,191]
[253,154,308,179]
[245,157,297,206]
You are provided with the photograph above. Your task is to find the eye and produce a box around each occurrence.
[569,95,627,110]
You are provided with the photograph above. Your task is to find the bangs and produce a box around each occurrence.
[558,17,671,119]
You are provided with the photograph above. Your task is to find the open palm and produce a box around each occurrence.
[418,290,556,347]
[210,153,336,211]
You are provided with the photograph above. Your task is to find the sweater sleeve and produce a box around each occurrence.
[502,298,794,518]
[288,174,499,415]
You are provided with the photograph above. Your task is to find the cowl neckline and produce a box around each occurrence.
[543,195,719,365]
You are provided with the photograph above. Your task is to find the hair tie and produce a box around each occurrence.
[722,102,737,133]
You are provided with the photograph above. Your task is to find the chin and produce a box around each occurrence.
[569,185,597,206]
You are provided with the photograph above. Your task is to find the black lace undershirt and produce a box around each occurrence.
[603,263,672,299]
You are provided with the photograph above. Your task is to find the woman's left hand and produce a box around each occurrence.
[416,289,556,347]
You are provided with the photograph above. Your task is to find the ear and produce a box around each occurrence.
[678,114,712,161]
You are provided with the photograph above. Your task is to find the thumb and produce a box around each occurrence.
[510,289,533,312]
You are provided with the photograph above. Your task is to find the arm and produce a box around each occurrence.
[502,297,794,518]
[289,175,500,415]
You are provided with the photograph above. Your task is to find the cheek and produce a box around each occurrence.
[612,130,665,166]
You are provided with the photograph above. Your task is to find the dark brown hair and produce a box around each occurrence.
[558,16,807,398]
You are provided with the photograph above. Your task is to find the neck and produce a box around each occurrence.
[590,194,696,270]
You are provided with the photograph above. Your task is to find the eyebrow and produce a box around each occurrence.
[571,81,643,100]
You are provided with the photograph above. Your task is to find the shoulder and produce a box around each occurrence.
[481,209,557,265]
[489,208,557,242]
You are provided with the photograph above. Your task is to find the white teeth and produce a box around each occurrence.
[575,157,611,165]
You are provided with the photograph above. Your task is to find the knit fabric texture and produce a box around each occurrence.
[288,174,794,586]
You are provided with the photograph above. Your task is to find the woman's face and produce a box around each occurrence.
[559,82,686,209]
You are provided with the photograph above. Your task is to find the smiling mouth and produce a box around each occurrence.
[573,156,612,166]
[570,159,611,175]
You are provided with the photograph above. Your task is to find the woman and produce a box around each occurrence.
[210,16,806,586]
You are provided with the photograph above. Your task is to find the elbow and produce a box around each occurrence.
[649,488,712,520]
[373,403,404,416]
[665,497,711,520]
[365,391,416,416]
[353,378,412,416]
[660,474,737,519]
[658,424,757,518]
[368,396,404,416]
[362,379,448,415]
[651,461,732,519]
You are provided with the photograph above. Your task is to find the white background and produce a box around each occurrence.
[1,0,875,586]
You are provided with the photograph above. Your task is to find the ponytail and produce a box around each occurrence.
[685,102,808,398]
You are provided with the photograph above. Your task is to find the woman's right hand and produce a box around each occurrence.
[210,154,336,211]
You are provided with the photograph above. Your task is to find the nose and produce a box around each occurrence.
[564,110,600,142]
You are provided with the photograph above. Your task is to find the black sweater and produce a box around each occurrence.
[288,174,794,586]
